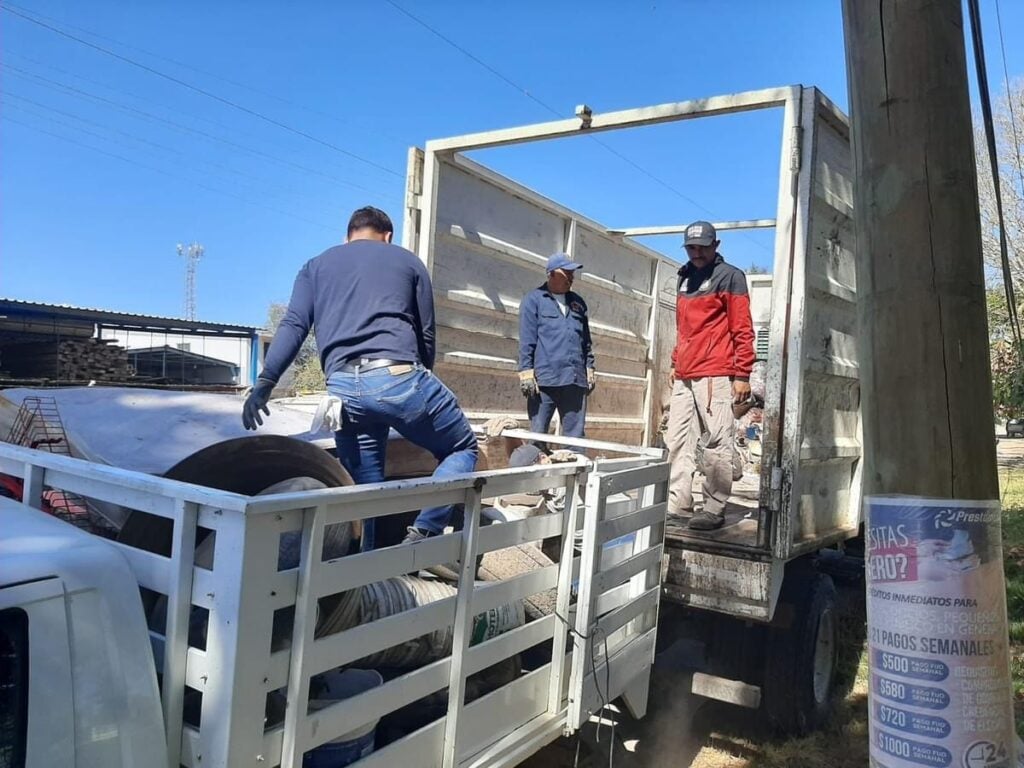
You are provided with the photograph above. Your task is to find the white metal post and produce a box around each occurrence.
[21,463,43,507]
[199,508,282,768]
[163,499,199,768]
[281,505,325,768]
[567,470,606,730]
[417,149,441,273]
[772,87,818,559]
[442,482,484,768]
[403,147,425,254]
[548,473,580,720]
[758,86,805,550]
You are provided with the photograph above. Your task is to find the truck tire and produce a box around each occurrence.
[762,570,838,735]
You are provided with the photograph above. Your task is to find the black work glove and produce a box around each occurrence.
[242,378,275,430]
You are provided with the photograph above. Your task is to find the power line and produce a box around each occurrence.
[994,0,1024,200]
[967,0,1022,348]
[0,2,402,177]
[2,96,369,217]
[2,65,393,198]
[0,0,408,145]
[381,0,772,254]
[1,113,344,233]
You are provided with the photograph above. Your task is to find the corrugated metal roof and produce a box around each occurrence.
[0,298,257,336]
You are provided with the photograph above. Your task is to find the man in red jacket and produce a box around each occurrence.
[666,221,755,530]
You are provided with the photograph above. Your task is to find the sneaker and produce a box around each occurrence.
[402,526,435,545]
[687,511,725,531]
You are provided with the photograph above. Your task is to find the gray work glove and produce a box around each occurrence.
[586,368,596,393]
[518,369,539,398]
[242,378,275,430]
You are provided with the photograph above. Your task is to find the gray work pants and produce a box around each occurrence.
[665,376,735,516]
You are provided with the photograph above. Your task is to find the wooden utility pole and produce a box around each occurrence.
[844,5,1015,766]
[842,0,998,500]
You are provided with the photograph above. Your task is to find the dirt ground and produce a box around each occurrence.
[524,435,1024,767]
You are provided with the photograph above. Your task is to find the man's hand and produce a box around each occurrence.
[586,368,597,393]
[518,369,539,398]
[667,370,676,388]
[732,379,752,404]
[242,378,276,430]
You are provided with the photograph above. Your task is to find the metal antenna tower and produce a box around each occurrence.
[176,242,204,320]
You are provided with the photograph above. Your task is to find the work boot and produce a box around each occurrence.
[687,511,725,531]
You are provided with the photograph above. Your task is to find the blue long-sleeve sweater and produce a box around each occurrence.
[260,240,436,383]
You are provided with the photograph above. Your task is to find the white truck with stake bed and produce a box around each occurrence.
[403,83,862,733]
[0,85,860,767]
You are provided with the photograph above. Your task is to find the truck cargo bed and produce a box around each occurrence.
[664,472,760,548]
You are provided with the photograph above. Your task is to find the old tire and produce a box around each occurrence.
[762,570,838,735]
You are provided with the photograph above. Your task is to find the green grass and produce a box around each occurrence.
[691,470,1024,765]
[1001,467,1024,737]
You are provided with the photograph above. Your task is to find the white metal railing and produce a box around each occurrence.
[0,437,668,768]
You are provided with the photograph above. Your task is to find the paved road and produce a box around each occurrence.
[998,432,1024,471]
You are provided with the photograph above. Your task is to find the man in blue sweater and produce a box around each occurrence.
[517,254,596,448]
[242,207,478,550]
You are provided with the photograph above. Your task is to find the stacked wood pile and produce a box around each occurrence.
[1,339,131,381]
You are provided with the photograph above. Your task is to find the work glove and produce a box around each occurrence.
[242,378,276,430]
[483,415,520,438]
[518,369,539,398]
[586,368,597,393]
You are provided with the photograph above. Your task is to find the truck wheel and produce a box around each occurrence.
[762,570,838,735]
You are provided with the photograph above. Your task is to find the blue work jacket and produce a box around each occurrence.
[518,286,595,388]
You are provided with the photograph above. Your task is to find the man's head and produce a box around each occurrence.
[508,443,550,467]
[545,253,583,295]
[346,206,394,243]
[683,220,719,269]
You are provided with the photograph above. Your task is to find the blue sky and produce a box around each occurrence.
[2,0,1022,327]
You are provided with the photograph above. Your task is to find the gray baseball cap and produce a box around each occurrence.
[683,220,717,247]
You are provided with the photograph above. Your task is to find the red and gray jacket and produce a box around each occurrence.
[671,254,755,381]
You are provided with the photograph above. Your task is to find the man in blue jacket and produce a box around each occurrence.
[517,254,596,446]
[242,206,478,550]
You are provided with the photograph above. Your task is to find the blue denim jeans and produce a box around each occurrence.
[326,365,478,550]
[527,385,587,452]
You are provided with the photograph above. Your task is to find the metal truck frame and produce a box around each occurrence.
[403,84,861,619]
[0,433,668,768]
[401,85,861,728]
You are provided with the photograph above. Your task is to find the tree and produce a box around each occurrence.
[977,79,1024,417]
[975,78,1024,287]
[988,288,1024,418]
[265,303,325,394]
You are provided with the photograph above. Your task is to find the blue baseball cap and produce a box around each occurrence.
[546,253,583,273]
